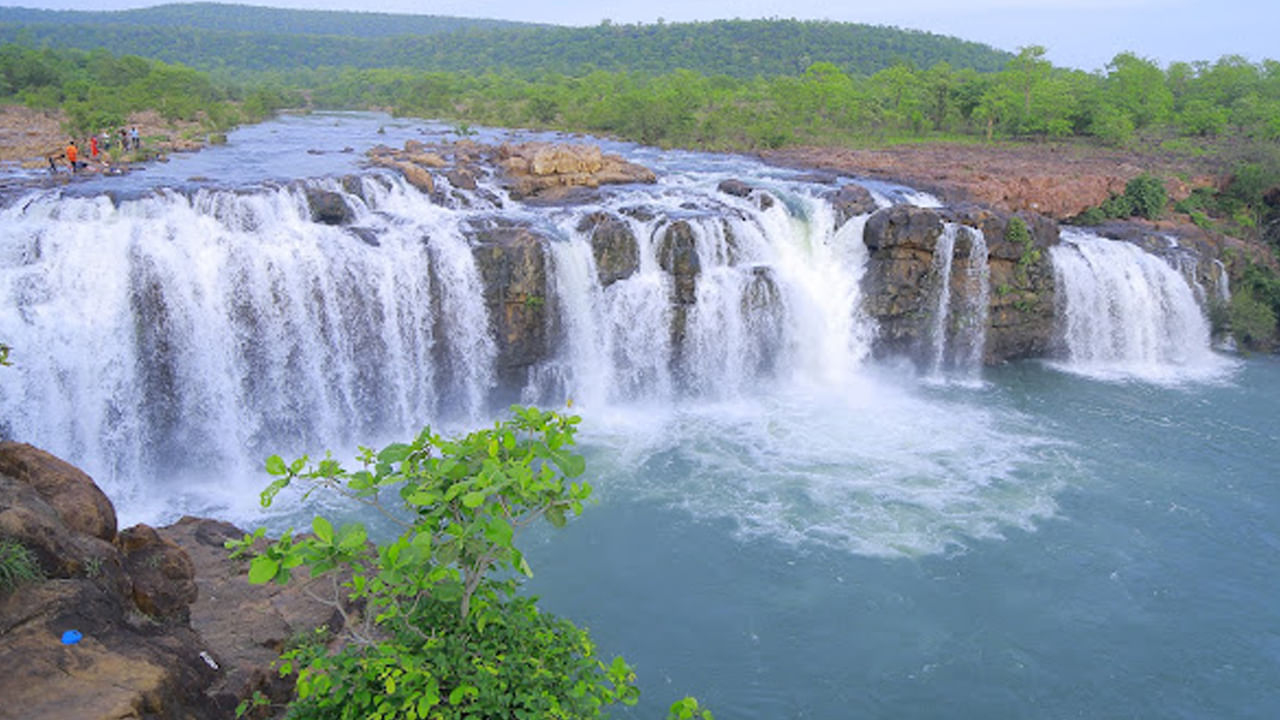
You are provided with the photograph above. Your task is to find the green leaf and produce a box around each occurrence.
[289,456,307,474]
[377,442,412,464]
[484,517,514,547]
[312,516,334,544]
[546,506,566,528]
[259,476,290,508]
[549,448,586,478]
[462,491,487,509]
[247,555,280,584]
[265,455,287,476]
[337,523,367,551]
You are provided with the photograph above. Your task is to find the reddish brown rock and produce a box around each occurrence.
[496,142,656,199]
[118,523,198,620]
[0,442,116,542]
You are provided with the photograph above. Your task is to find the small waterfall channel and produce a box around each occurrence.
[1049,228,1231,383]
[925,224,990,381]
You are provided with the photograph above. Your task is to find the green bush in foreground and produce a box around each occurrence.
[228,406,643,719]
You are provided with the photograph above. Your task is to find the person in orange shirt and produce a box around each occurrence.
[89,134,98,159]
[65,141,78,173]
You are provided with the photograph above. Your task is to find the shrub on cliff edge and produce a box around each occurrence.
[1124,173,1167,220]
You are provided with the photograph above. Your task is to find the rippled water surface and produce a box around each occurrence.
[524,358,1280,719]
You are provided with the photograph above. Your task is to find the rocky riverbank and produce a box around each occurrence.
[761,141,1222,221]
[0,443,347,720]
[0,105,217,173]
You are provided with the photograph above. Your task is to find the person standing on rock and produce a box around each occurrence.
[89,134,98,160]
[65,140,78,173]
[130,126,140,151]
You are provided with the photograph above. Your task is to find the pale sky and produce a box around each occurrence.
[6,0,1278,72]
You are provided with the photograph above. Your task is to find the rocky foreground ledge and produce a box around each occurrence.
[0,443,343,720]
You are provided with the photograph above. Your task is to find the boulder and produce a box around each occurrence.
[717,179,775,211]
[0,442,115,542]
[469,222,552,382]
[446,166,478,191]
[158,517,354,718]
[0,447,348,720]
[304,188,352,226]
[658,220,701,305]
[496,142,656,200]
[826,183,877,228]
[393,160,435,195]
[577,212,639,287]
[0,449,215,720]
[118,523,198,621]
[0,473,126,590]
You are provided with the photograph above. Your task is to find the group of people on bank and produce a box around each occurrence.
[48,127,142,174]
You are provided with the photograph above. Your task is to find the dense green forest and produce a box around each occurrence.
[0,42,280,134]
[0,3,541,38]
[0,7,1011,78]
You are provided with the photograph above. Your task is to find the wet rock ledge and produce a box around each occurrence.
[0,442,345,720]
[367,138,657,204]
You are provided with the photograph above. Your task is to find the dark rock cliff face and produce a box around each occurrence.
[0,443,347,720]
[859,204,1059,365]
[469,220,553,390]
[577,211,640,287]
[946,205,1059,363]
[861,204,946,360]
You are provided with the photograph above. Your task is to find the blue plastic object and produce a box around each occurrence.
[60,630,82,645]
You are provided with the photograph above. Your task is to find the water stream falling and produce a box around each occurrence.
[957,227,991,376]
[924,224,989,380]
[926,224,958,376]
[1050,228,1232,383]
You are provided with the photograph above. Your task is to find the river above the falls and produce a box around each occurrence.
[2,111,1275,718]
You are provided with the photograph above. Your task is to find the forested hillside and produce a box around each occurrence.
[0,6,1011,77]
[0,3,539,37]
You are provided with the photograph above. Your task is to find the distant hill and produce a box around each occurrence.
[0,3,542,37]
[0,3,1013,78]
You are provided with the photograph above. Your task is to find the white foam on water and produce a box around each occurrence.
[575,372,1068,558]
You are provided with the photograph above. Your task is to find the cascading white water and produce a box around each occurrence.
[524,185,875,408]
[926,224,959,376]
[923,224,989,380]
[1213,258,1231,303]
[1050,228,1231,383]
[956,227,990,377]
[0,177,497,517]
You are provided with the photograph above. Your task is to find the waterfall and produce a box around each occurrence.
[0,173,881,519]
[925,224,989,380]
[955,227,990,377]
[525,187,875,407]
[1213,259,1231,303]
[1049,229,1230,383]
[926,224,958,376]
[0,178,497,514]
